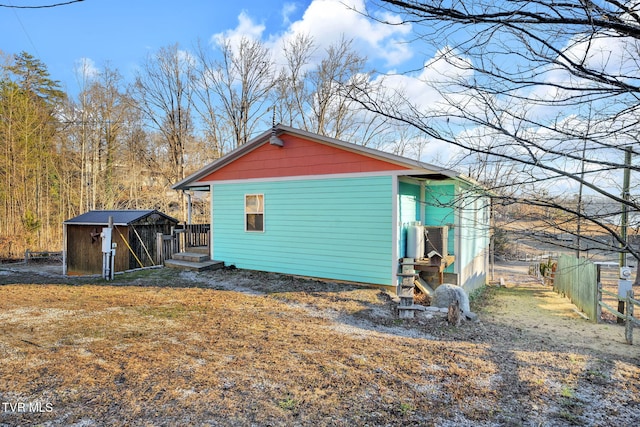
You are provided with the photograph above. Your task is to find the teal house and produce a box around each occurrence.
[173,125,490,292]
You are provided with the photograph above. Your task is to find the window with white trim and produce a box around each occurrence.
[245,194,264,232]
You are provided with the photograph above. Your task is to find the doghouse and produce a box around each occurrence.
[63,210,179,275]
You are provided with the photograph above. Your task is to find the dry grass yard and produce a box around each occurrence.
[0,263,638,426]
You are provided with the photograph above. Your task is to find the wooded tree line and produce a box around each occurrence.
[1,1,639,271]
[0,36,418,257]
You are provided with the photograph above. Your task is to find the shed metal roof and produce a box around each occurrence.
[63,210,178,226]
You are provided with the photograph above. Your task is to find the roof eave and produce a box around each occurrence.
[172,130,272,191]
[63,209,179,225]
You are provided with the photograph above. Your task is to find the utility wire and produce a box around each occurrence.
[0,0,84,8]
[7,0,41,57]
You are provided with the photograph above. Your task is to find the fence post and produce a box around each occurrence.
[626,290,634,345]
[170,226,177,254]
[156,233,163,265]
[596,281,602,324]
[596,265,602,324]
[184,223,191,248]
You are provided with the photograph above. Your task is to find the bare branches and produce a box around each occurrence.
[195,37,275,148]
[348,0,640,261]
[0,0,84,8]
[377,0,640,38]
[133,44,194,184]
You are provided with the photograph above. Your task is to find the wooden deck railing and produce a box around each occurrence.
[181,223,210,248]
[155,224,210,264]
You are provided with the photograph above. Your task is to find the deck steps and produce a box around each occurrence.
[172,252,210,263]
[164,246,224,272]
[165,258,224,271]
[187,246,210,255]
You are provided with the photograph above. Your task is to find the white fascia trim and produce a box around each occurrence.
[193,169,429,187]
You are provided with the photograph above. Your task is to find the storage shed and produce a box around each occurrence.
[63,210,179,275]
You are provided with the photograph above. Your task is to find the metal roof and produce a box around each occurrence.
[63,210,178,226]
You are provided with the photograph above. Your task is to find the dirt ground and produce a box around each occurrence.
[0,261,638,426]
[486,262,638,361]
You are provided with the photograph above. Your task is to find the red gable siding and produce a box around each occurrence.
[196,134,411,182]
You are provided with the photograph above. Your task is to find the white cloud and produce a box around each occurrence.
[281,2,298,26]
[176,49,197,68]
[368,47,478,123]
[74,57,99,81]
[510,30,640,120]
[252,0,411,69]
[290,0,412,66]
[211,11,266,49]
[208,0,416,71]
[563,33,640,82]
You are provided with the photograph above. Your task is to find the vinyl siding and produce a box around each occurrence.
[457,191,491,291]
[212,175,394,285]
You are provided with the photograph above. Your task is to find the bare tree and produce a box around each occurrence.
[272,33,316,131]
[133,44,194,185]
[195,36,275,149]
[309,36,369,139]
[349,0,640,268]
[275,34,396,145]
[68,63,151,211]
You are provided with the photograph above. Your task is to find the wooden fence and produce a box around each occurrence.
[155,224,210,265]
[156,232,178,265]
[24,250,63,263]
[553,254,598,321]
[550,255,639,344]
[595,263,639,344]
[597,276,640,345]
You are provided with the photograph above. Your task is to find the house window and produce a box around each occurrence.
[245,194,264,232]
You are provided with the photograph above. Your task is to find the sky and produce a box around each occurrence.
[2,0,457,164]
[1,0,416,96]
[2,0,635,197]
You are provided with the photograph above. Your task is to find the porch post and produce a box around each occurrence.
[210,184,214,259]
[454,184,462,286]
[419,181,426,224]
[186,191,192,225]
[391,175,399,289]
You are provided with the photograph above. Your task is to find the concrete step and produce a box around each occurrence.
[172,252,210,263]
[164,259,224,272]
